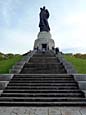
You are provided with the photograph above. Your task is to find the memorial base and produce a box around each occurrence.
[34,31,55,50]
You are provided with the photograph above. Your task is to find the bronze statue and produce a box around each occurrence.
[39,6,50,32]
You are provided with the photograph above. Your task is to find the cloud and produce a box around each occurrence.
[0,28,36,54]
[54,11,86,52]
[0,0,13,26]
[0,0,86,54]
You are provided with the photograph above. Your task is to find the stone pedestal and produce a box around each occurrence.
[34,31,55,50]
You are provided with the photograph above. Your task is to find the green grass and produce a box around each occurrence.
[0,55,22,73]
[64,55,86,74]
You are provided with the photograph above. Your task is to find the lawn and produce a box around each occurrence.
[0,55,22,73]
[64,55,86,74]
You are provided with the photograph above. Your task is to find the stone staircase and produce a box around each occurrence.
[0,51,86,106]
[20,51,66,74]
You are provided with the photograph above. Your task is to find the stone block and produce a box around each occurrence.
[80,107,86,115]
[12,65,23,70]
[16,61,25,65]
[10,69,21,74]
[0,74,13,81]
[0,81,9,89]
[49,108,61,115]
[74,74,86,81]
[30,107,48,115]
[78,81,86,90]
[82,90,86,97]
[61,110,81,115]
[34,32,55,50]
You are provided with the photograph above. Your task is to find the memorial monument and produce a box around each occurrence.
[34,6,55,50]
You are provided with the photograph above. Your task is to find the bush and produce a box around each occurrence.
[6,53,14,58]
[0,56,4,61]
[74,53,86,59]
[0,54,7,60]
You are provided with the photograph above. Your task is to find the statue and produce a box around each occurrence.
[39,6,50,32]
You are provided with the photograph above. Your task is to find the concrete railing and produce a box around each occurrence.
[9,50,36,74]
[0,74,13,95]
[74,74,86,97]
[56,52,77,74]
[52,50,86,97]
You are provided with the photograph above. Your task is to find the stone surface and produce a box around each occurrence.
[0,51,85,106]
[73,74,86,97]
[0,74,13,95]
[0,74,13,81]
[80,107,86,115]
[30,107,48,115]
[49,108,61,115]
[38,31,51,39]
[56,52,77,74]
[34,32,55,50]
[74,74,86,81]
[0,107,85,115]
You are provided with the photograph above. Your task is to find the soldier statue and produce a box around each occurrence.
[39,6,50,32]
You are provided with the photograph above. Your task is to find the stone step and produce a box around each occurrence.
[13,74,74,79]
[1,92,83,97]
[32,55,55,58]
[28,61,60,64]
[13,74,72,78]
[30,57,57,59]
[24,63,63,68]
[23,65,64,70]
[9,79,76,82]
[3,89,82,93]
[0,97,86,101]
[33,55,55,57]
[8,81,77,84]
[21,70,66,74]
[24,64,64,69]
[33,53,55,55]
[33,54,55,57]
[31,58,57,61]
[10,80,75,83]
[11,80,74,83]
[11,77,74,82]
[6,86,78,90]
[28,61,60,63]
[21,69,65,73]
[29,62,61,64]
[0,101,86,106]
[6,85,78,90]
[29,58,59,63]
[8,82,77,86]
[20,72,66,74]
[22,68,64,71]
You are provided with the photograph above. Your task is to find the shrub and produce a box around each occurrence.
[74,53,86,59]
[6,53,14,58]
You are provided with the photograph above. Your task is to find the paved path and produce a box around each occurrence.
[0,107,86,115]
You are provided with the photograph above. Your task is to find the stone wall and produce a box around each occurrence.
[34,32,55,50]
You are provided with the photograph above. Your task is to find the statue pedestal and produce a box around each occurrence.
[34,31,55,50]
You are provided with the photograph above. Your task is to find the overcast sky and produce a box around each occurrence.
[0,0,86,54]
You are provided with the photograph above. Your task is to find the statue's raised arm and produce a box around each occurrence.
[39,6,50,32]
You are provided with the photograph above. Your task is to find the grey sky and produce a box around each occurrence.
[0,0,86,54]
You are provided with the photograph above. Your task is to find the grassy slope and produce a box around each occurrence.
[0,55,22,73]
[64,55,86,74]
